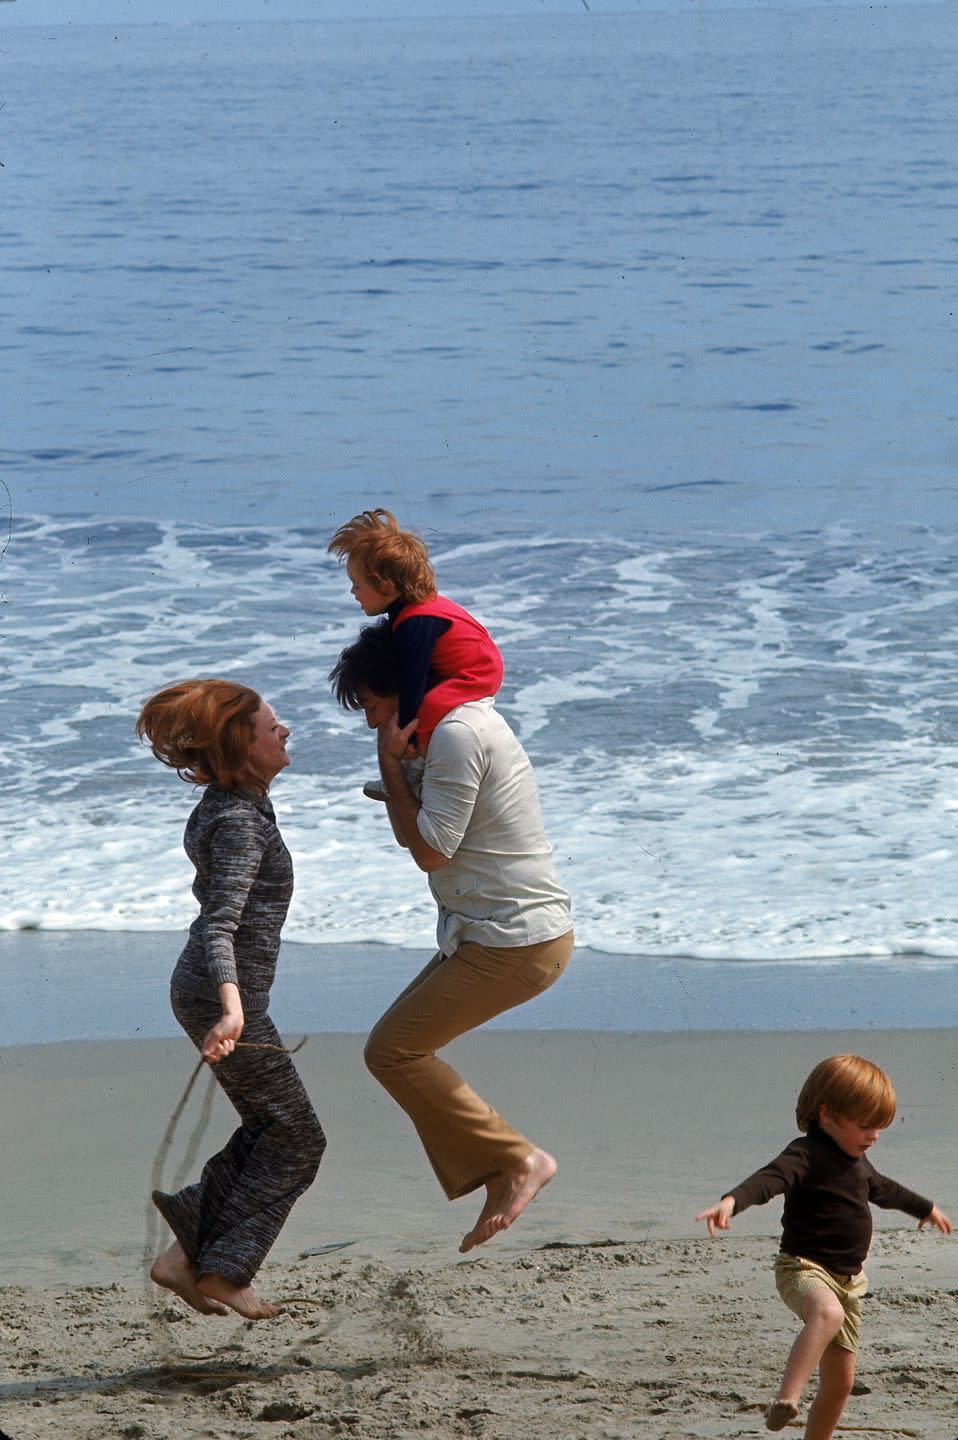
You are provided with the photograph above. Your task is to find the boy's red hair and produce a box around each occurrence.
[328,508,436,604]
[795,1054,897,1132]
[136,679,262,791]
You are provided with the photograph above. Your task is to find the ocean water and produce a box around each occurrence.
[3,7,958,1032]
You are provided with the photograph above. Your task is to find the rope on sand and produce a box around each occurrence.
[144,1036,339,1381]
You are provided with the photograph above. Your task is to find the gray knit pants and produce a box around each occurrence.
[153,992,326,1287]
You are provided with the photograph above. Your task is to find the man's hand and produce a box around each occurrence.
[379,713,419,762]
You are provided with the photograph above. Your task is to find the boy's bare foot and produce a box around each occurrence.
[766,1400,799,1431]
[196,1273,279,1319]
[150,1242,228,1316]
[459,1148,557,1254]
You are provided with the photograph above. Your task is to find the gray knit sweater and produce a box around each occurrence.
[170,783,294,1014]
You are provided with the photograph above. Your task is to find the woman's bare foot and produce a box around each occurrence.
[150,1242,228,1316]
[196,1273,279,1319]
[459,1148,557,1254]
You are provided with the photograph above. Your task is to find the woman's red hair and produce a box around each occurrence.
[328,508,436,603]
[136,679,262,791]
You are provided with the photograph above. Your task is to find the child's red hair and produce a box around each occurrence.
[795,1054,897,1132]
[328,508,436,603]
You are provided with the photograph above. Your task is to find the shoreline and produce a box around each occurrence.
[2,930,957,1046]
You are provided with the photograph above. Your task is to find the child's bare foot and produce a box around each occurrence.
[459,1148,557,1254]
[196,1273,279,1319]
[150,1242,228,1316]
[766,1400,799,1431]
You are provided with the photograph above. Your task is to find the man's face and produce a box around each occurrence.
[356,686,399,730]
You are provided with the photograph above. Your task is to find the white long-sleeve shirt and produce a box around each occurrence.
[416,700,572,955]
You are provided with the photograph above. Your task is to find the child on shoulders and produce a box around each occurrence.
[328,508,503,798]
[696,1054,950,1439]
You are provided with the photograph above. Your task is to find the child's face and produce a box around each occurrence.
[346,557,398,615]
[819,1107,884,1158]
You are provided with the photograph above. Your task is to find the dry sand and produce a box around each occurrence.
[0,1028,956,1438]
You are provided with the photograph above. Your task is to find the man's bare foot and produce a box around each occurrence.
[766,1400,799,1431]
[196,1273,279,1319]
[459,1148,557,1254]
[150,1242,228,1316]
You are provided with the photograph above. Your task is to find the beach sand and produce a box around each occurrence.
[1,1027,956,1438]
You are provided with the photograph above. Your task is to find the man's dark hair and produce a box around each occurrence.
[329,621,402,709]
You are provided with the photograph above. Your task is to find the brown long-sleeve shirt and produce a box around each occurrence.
[726,1123,932,1273]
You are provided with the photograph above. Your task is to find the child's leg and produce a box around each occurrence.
[803,1341,855,1440]
[775,1287,846,1408]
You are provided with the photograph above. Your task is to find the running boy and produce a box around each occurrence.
[696,1054,950,1439]
[328,509,503,794]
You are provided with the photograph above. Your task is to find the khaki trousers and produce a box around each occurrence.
[364,930,573,1199]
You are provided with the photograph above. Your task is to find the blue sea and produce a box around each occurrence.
[3,4,958,1038]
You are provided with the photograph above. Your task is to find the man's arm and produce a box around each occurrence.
[378,715,449,873]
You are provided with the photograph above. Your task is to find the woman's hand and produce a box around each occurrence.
[695,1195,735,1237]
[202,983,244,1064]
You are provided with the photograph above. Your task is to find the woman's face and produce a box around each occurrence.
[247,702,290,786]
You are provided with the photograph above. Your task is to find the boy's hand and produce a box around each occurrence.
[695,1196,735,1237]
[919,1204,953,1235]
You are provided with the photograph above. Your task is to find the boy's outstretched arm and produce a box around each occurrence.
[695,1195,735,1238]
[696,1142,805,1238]
[918,1204,952,1234]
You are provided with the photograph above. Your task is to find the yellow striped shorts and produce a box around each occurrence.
[774,1253,868,1353]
